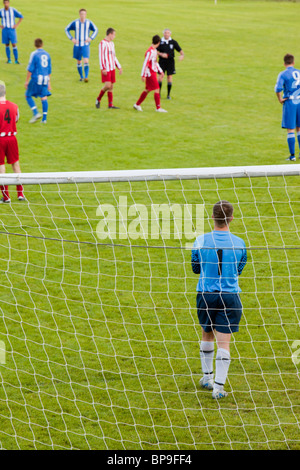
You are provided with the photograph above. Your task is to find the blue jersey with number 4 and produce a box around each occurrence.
[27,49,52,85]
[275,66,300,100]
[191,231,247,293]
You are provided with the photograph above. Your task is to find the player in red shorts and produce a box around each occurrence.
[95,28,122,109]
[134,35,167,113]
[0,81,24,203]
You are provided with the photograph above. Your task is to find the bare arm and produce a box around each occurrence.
[276,91,287,104]
[25,71,31,89]
[13,18,23,29]
[157,51,168,59]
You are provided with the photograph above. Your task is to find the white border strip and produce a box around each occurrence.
[0,164,299,185]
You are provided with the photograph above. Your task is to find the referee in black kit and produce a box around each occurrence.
[157,28,184,99]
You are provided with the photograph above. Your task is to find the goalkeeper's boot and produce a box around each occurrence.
[286,155,296,161]
[199,376,214,390]
[212,386,228,400]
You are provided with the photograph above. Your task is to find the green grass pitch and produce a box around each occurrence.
[0,0,299,450]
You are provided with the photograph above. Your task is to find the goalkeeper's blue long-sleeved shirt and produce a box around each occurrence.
[191,231,247,293]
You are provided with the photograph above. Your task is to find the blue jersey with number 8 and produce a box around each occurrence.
[27,49,52,85]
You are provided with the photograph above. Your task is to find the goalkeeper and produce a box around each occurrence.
[191,200,247,399]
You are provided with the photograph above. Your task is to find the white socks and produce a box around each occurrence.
[200,341,214,380]
[214,347,231,391]
[200,342,231,391]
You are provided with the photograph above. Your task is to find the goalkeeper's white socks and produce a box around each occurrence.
[200,341,214,388]
[213,347,231,395]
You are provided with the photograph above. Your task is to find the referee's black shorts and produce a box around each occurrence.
[196,292,242,334]
[159,58,176,76]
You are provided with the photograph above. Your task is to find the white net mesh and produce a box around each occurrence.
[0,167,299,450]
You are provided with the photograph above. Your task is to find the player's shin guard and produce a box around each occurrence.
[0,185,10,201]
[97,89,105,102]
[200,341,214,379]
[5,46,10,60]
[16,185,24,198]
[12,46,18,61]
[108,92,113,107]
[287,132,295,156]
[214,348,231,391]
[77,64,83,79]
[42,100,48,122]
[136,91,148,106]
[26,97,38,116]
[154,92,161,109]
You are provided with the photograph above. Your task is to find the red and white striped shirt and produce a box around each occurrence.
[99,39,121,72]
[141,46,162,78]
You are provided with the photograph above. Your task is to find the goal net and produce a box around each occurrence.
[0,165,299,450]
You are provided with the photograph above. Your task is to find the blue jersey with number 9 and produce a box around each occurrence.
[275,66,300,101]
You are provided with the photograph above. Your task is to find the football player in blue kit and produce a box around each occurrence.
[0,0,23,64]
[275,54,300,161]
[65,9,98,82]
[25,38,52,124]
[191,200,247,399]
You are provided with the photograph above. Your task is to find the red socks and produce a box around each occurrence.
[154,92,161,109]
[97,90,113,107]
[136,91,160,109]
[0,185,24,201]
[1,185,9,201]
[97,89,105,102]
[136,91,148,106]
[108,91,113,107]
[17,185,24,198]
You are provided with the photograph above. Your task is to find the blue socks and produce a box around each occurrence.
[42,99,48,122]
[77,64,83,79]
[26,96,38,115]
[26,97,49,122]
[6,46,10,61]
[84,64,89,79]
[287,132,295,156]
[12,46,18,61]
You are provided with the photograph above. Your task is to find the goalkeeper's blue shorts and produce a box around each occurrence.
[282,99,300,129]
[196,292,242,334]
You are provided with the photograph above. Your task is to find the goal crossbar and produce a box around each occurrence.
[0,164,299,185]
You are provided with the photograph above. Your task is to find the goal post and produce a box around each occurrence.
[0,164,299,450]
